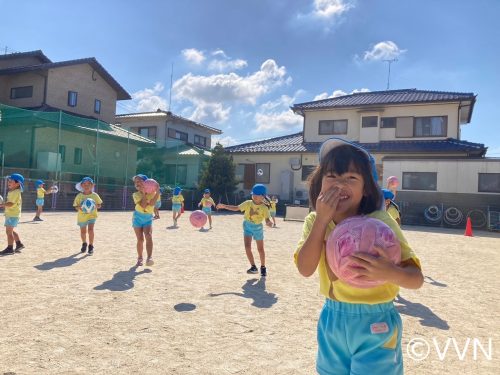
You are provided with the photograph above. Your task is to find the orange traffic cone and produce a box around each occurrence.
[464,217,473,237]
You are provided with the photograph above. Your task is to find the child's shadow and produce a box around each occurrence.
[34,252,88,270]
[209,278,278,308]
[166,225,179,230]
[424,275,447,287]
[94,266,152,291]
[395,294,450,330]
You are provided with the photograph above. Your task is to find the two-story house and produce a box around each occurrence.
[116,110,222,188]
[226,89,500,228]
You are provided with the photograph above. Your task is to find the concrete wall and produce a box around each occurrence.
[302,102,460,143]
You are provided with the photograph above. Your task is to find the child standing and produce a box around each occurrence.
[73,177,103,255]
[33,180,54,221]
[0,174,25,255]
[198,188,215,229]
[217,184,273,277]
[269,195,278,227]
[171,186,184,227]
[294,138,423,375]
[382,188,401,226]
[153,187,162,220]
[132,174,159,266]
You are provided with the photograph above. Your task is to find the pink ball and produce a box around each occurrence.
[189,210,208,228]
[386,176,399,189]
[326,216,401,288]
[143,179,158,194]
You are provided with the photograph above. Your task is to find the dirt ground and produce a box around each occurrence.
[0,211,498,375]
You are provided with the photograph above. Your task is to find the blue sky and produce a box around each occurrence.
[1,0,499,155]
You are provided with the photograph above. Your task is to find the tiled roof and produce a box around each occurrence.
[0,50,51,63]
[225,133,486,156]
[0,57,131,100]
[292,89,476,112]
[116,110,222,134]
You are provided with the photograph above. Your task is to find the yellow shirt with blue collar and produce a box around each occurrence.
[73,192,103,222]
[133,191,156,214]
[5,189,22,218]
[172,194,184,204]
[294,210,421,304]
[200,197,215,207]
[37,187,47,199]
[238,200,270,224]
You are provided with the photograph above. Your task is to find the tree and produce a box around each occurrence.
[198,143,238,203]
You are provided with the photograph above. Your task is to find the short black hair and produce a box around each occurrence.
[308,144,382,214]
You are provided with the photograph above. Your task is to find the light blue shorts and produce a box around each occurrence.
[5,217,19,227]
[36,198,44,206]
[172,203,182,213]
[132,211,153,228]
[269,210,276,218]
[154,200,161,209]
[243,220,264,241]
[202,206,212,215]
[77,219,96,227]
[317,299,403,375]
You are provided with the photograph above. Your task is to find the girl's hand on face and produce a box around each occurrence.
[316,185,341,224]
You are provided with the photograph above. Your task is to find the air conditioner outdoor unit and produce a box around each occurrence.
[37,152,61,172]
[290,157,301,169]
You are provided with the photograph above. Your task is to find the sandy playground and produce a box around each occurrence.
[0,210,499,375]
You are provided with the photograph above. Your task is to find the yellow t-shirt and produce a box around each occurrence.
[387,205,400,222]
[37,187,47,199]
[200,197,215,207]
[238,200,270,224]
[294,210,421,304]
[133,191,157,214]
[172,194,184,204]
[73,192,103,222]
[270,201,277,211]
[5,189,22,218]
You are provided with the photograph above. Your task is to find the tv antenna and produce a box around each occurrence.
[383,58,398,89]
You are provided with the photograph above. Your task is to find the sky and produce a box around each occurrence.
[1,0,499,155]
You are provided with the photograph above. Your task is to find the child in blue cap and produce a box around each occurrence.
[171,186,184,227]
[33,180,56,221]
[198,188,215,229]
[382,188,401,226]
[217,183,273,276]
[73,177,103,255]
[0,174,25,255]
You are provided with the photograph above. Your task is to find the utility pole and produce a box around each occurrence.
[383,58,398,90]
[168,62,174,111]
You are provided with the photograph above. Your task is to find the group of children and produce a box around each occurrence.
[1,136,419,374]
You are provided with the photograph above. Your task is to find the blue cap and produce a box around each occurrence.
[382,188,395,200]
[133,174,148,181]
[251,184,267,196]
[75,177,94,192]
[204,188,210,193]
[35,179,44,188]
[9,173,24,192]
[174,186,182,195]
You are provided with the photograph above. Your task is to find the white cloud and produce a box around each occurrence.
[363,41,406,61]
[182,48,206,65]
[313,88,369,101]
[208,58,248,72]
[131,82,167,112]
[253,92,303,133]
[212,135,238,147]
[173,59,290,123]
[312,0,354,19]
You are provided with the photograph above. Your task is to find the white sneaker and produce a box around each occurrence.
[146,257,154,266]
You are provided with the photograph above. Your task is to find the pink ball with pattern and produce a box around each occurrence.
[143,179,158,194]
[326,216,401,288]
[189,210,207,228]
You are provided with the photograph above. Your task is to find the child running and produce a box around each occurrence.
[198,188,215,229]
[0,173,25,255]
[269,195,278,227]
[73,177,103,255]
[294,138,423,375]
[132,174,159,266]
[382,188,401,226]
[33,180,55,221]
[171,186,184,227]
[217,184,272,277]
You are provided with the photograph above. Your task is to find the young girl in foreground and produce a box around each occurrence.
[294,138,423,375]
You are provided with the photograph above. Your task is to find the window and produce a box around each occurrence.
[478,173,500,193]
[302,165,316,181]
[68,91,78,107]
[74,147,82,165]
[255,163,270,183]
[402,172,437,191]
[59,145,66,163]
[165,164,187,185]
[194,134,207,147]
[168,128,188,142]
[235,164,245,183]
[94,99,101,114]
[138,126,157,141]
[319,120,348,135]
[362,116,378,128]
[10,86,33,99]
[414,116,447,137]
[380,117,397,128]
